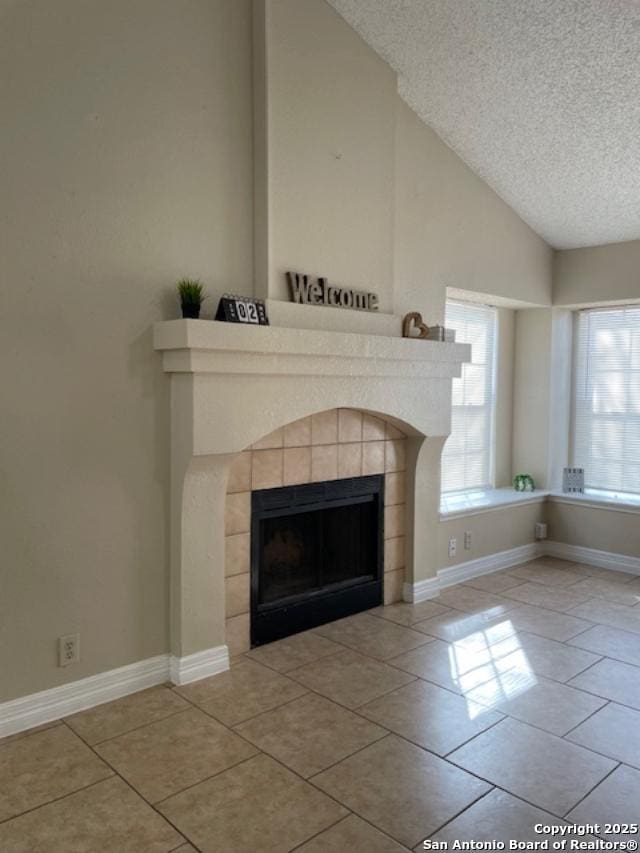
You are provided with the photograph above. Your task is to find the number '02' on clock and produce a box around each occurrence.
[215,295,269,325]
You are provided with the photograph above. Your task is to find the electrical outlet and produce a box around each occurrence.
[535,522,548,540]
[58,633,80,667]
[464,530,472,550]
[448,537,457,558]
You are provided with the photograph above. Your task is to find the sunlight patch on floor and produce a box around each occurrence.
[447,620,537,720]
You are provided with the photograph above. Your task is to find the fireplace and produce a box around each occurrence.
[251,475,384,646]
[154,319,470,679]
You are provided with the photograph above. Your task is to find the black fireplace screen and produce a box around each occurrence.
[251,476,384,646]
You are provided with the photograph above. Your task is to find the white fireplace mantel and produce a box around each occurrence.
[154,318,470,677]
[154,318,469,379]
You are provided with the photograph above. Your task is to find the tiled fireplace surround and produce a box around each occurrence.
[224,409,408,656]
[154,320,469,680]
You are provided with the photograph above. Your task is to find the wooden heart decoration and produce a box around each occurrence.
[402,312,429,339]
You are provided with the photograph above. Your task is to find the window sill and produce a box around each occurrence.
[548,490,640,515]
[439,487,549,520]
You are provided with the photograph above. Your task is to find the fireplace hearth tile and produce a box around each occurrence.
[227,451,251,493]
[225,613,250,656]
[224,533,250,577]
[384,504,405,540]
[385,471,406,506]
[311,444,338,482]
[338,442,362,478]
[386,421,405,440]
[225,492,251,536]
[362,414,387,441]
[384,536,406,572]
[283,446,311,485]
[338,408,363,443]
[311,410,338,445]
[384,569,404,604]
[251,449,283,490]
[251,427,284,450]
[385,439,406,473]
[362,440,385,474]
[284,416,312,447]
[224,573,249,619]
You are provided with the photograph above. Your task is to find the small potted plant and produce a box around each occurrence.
[514,473,535,492]
[177,278,205,319]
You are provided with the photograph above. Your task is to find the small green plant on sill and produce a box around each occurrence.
[514,473,535,492]
[177,278,206,319]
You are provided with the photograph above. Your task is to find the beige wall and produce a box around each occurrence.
[554,239,640,306]
[2,0,556,703]
[0,0,254,702]
[394,101,552,322]
[438,503,545,567]
[547,502,640,559]
[260,0,397,312]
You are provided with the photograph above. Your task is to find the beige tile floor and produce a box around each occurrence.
[2,556,640,852]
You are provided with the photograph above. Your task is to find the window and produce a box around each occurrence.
[573,306,640,498]
[441,300,498,494]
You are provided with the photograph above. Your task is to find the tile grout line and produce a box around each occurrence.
[166,673,412,845]
[441,714,506,759]
[287,814,354,853]
[0,773,116,828]
[77,703,196,748]
[152,752,260,808]
[564,673,640,715]
[560,699,611,739]
[63,719,206,852]
[560,760,622,820]
[423,785,497,843]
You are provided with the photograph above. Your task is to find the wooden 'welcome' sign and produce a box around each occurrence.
[287,272,379,312]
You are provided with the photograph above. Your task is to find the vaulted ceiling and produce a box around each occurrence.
[327,0,640,249]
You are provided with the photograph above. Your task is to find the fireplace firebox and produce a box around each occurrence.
[250,475,384,646]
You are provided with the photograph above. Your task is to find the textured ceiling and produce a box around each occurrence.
[327,0,640,249]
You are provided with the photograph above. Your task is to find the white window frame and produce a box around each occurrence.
[441,299,498,496]
[570,304,640,501]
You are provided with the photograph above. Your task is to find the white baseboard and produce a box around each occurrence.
[0,655,169,740]
[403,577,440,603]
[169,645,230,686]
[543,540,640,575]
[401,539,640,605]
[0,644,229,740]
[438,543,539,589]
[403,543,539,603]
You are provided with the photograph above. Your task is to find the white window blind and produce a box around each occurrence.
[441,300,497,494]
[573,306,640,497]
